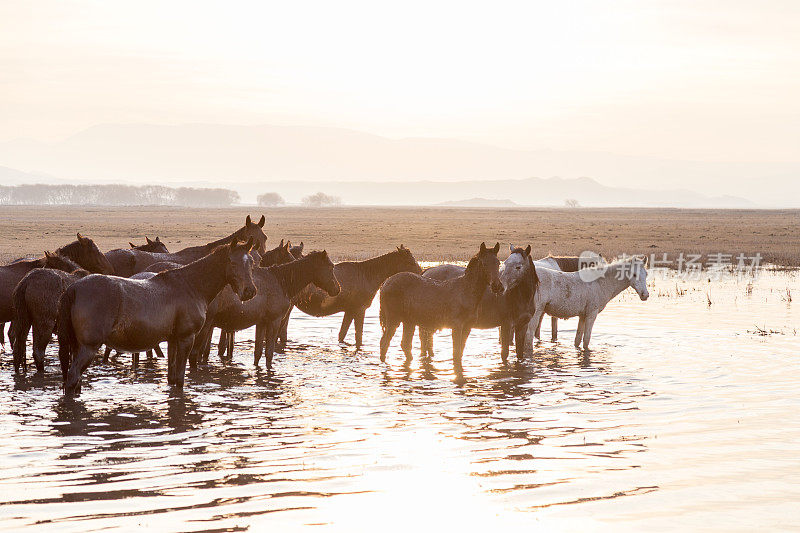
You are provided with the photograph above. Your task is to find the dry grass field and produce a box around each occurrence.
[1,205,798,267]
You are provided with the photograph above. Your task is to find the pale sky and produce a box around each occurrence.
[2,0,799,163]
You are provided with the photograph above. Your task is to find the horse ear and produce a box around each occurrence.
[285,240,291,249]
[509,243,514,252]
[279,238,284,247]
[246,215,252,226]
[129,242,136,248]
[480,242,487,252]
[155,236,161,242]
[525,244,531,256]
[299,241,303,248]
[77,232,85,243]
[45,250,53,258]
[146,236,154,244]
[258,215,265,227]
[493,242,500,254]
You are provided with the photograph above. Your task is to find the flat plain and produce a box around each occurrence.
[0,205,798,267]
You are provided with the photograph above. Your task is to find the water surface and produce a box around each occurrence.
[1,269,798,531]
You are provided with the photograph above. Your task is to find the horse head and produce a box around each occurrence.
[477,242,503,294]
[226,237,257,301]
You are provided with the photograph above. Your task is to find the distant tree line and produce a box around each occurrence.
[0,184,240,207]
[302,192,342,207]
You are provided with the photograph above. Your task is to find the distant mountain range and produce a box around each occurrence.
[0,122,797,207]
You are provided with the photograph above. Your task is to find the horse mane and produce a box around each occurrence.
[44,253,82,272]
[268,250,325,291]
[354,249,405,279]
[54,239,83,257]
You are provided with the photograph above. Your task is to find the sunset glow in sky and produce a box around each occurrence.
[2,0,799,163]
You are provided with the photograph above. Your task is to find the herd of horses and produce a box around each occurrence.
[0,215,650,396]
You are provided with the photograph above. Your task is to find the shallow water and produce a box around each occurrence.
[0,269,798,531]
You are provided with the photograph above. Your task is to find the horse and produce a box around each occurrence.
[10,255,91,373]
[0,234,115,347]
[103,237,169,276]
[289,241,304,259]
[190,250,340,371]
[212,239,295,360]
[419,244,539,362]
[57,239,258,395]
[524,255,649,351]
[378,242,503,366]
[291,245,422,349]
[105,215,268,277]
[528,251,605,341]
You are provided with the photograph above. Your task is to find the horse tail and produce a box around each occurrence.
[11,275,32,347]
[57,286,78,378]
[379,300,387,331]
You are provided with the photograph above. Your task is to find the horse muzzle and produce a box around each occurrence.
[241,286,257,301]
[326,282,341,297]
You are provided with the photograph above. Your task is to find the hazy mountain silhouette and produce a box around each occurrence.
[0,123,796,206]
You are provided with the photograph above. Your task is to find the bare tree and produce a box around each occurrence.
[257,192,285,207]
[301,192,342,207]
[564,198,581,208]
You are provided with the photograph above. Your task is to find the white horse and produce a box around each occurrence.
[510,255,649,351]
[510,246,604,341]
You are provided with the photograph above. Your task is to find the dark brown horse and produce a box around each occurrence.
[419,245,539,362]
[11,255,90,373]
[289,241,304,259]
[291,246,422,349]
[379,242,502,366]
[213,239,295,360]
[1,234,114,336]
[104,237,169,275]
[190,250,340,370]
[106,215,268,277]
[57,239,257,395]
[99,270,168,366]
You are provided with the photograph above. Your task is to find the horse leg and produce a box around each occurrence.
[451,327,464,367]
[459,326,471,359]
[338,312,353,344]
[500,324,511,362]
[418,327,429,359]
[32,322,53,373]
[12,319,31,374]
[215,329,227,359]
[132,352,140,367]
[525,307,546,353]
[65,344,98,395]
[551,316,558,342]
[146,349,153,361]
[581,312,597,351]
[400,322,414,362]
[190,320,212,368]
[515,320,529,360]
[153,344,165,358]
[277,307,291,353]
[534,313,544,339]
[173,335,196,389]
[264,319,281,370]
[379,321,399,362]
[254,323,265,366]
[103,346,112,362]
[167,339,178,385]
[354,309,365,350]
[574,315,586,349]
